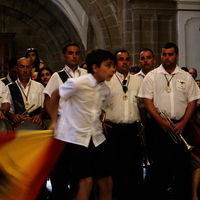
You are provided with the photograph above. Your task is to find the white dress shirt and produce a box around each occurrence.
[138,65,200,120]
[8,78,44,114]
[135,70,145,80]
[105,71,142,123]
[0,81,10,107]
[43,65,87,115]
[54,74,110,147]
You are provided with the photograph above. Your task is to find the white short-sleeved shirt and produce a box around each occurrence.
[135,70,145,80]
[8,79,44,114]
[0,81,10,107]
[43,65,87,115]
[105,71,142,123]
[138,65,200,120]
[54,74,110,147]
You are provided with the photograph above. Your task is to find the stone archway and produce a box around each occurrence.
[0,0,125,71]
[0,0,87,71]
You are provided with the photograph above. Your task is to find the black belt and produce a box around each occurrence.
[106,121,137,126]
[171,119,182,123]
[147,118,181,124]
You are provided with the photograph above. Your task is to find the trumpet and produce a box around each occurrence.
[157,109,194,151]
[136,120,152,167]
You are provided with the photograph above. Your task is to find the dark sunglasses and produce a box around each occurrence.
[122,80,128,93]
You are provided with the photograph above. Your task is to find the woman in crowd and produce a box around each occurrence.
[25,48,44,79]
[35,66,53,129]
[189,105,200,200]
[36,66,53,87]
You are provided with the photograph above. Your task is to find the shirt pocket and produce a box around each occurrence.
[176,79,187,101]
[129,90,139,104]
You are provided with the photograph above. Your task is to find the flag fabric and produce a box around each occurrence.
[0,130,66,200]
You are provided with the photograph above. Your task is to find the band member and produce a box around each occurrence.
[136,48,156,125]
[0,81,10,119]
[7,57,44,125]
[43,42,87,199]
[43,42,87,116]
[136,48,156,80]
[138,42,200,200]
[104,50,142,200]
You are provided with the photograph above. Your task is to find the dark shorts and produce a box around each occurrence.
[68,140,111,180]
[190,156,200,172]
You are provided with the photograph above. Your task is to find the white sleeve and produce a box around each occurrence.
[43,73,63,97]
[1,82,10,104]
[187,75,200,102]
[59,78,76,101]
[138,73,154,100]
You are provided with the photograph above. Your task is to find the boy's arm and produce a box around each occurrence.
[44,94,51,116]
[48,88,60,130]
[0,102,10,119]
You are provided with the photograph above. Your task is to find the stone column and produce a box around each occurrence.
[129,0,177,65]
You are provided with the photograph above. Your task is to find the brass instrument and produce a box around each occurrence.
[157,109,194,151]
[136,120,152,167]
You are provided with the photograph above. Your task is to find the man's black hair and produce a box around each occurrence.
[62,42,80,54]
[139,48,155,58]
[114,49,130,57]
[8,57,19,68]
[162,42,179,54]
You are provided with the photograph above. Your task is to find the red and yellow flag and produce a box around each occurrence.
[0,130,66,200]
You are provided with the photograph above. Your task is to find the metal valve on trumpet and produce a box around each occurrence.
[157,109,194,151]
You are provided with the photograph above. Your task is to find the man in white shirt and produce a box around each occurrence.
[7,57,44,125]
[43,42,87,116]
[49,49,116,200]
[104,50,142,200]
[44,43,87,199]
[138,42,200,200]
[135,48,156,124]
[0,81,10,119]
[136,48,155,80]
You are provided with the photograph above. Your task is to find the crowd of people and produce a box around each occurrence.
[0,42,200,200]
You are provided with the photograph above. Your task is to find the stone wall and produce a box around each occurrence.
[0,0,199,73]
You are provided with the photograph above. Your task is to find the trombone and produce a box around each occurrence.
[157,109,194,151]
[136,120,152,167]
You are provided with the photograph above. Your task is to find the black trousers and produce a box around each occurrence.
[144,119,191,200]
[105,122,143,200]
[50,145,71,200]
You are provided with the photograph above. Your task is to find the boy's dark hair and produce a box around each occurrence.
[139,48,155,58]
[86,49,116,74]
[162,42,179,54]
[114,49,130,57]
[62,42,80,54]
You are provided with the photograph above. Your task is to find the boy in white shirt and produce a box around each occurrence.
[49,49,116,200]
